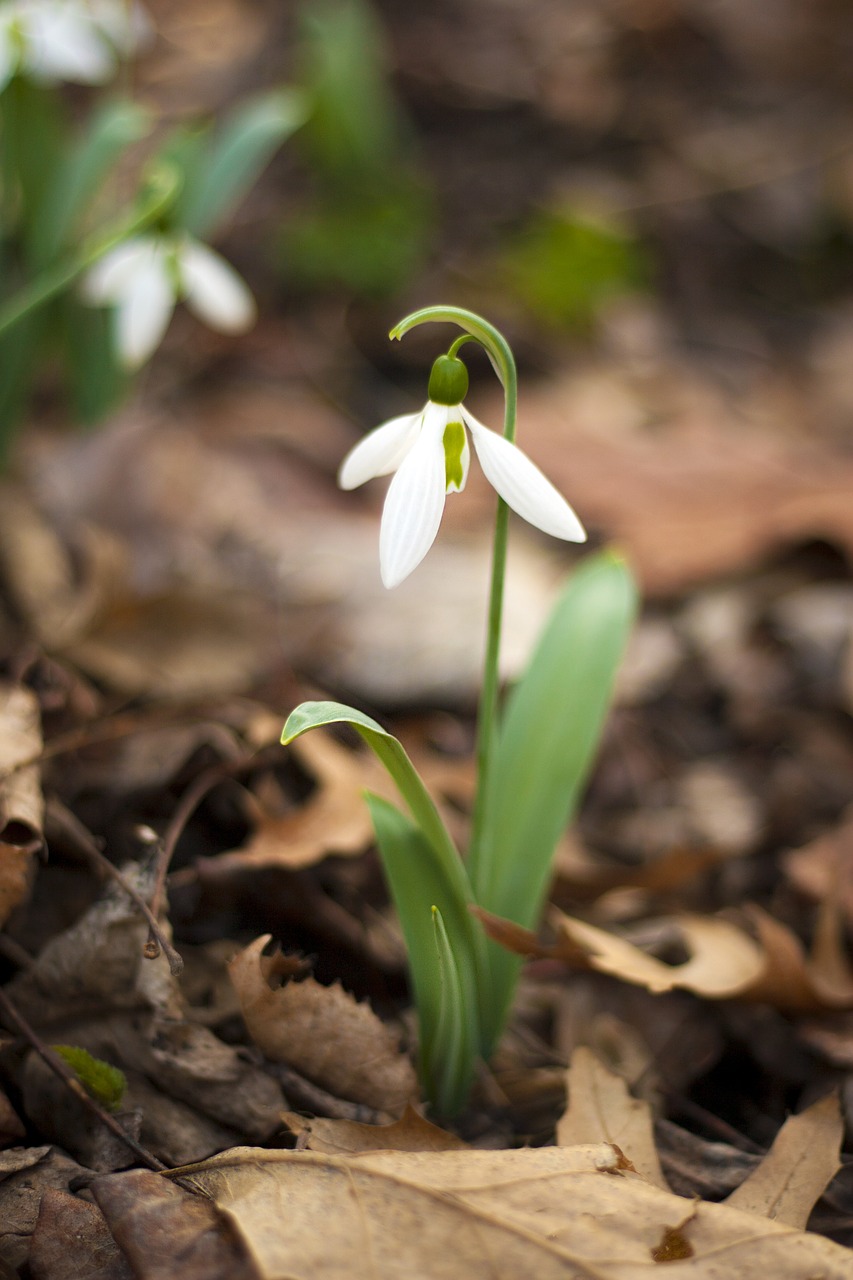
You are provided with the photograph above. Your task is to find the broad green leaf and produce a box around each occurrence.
[31,99,151,267]
[366,797,481,1115]
[474,550,637,1052]
[177,89,308,238]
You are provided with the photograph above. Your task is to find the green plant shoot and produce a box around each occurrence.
[282,306,637,1114]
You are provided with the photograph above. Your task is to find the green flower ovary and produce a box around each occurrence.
[443,420,466,491]
[428,354,469,406]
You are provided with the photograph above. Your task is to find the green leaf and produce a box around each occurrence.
[30,98,152,267]
[176,89,308,239]
[282,700,469,902]
[473,550,637,1052]
[366,797,481,1115]
[60,296,127,425]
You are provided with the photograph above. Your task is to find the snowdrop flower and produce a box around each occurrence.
[83,233,257,369]
[339,352,586,588]
[0,0,149,91]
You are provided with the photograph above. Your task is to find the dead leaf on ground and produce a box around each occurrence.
[228,935,417,1116]
[92,1167,259,1280]
[478,905,853,1014]
[557,1046,668,1190]
[724,1092,843,1229]
[168,1142,853,1279]
[212,728,473,874]
[784,806,853,926]
[281,1104,467,1155]
[0,682,44,927]
[28,1188,133,1280]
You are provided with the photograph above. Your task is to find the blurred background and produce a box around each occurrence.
[5,0,853,709]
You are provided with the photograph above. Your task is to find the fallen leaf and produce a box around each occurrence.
[282,1104,467,1154]
[169,1143,853,1279]
[28,1188,133,1280]
[92,1168,260,1280]
[228,935,417,1116]
[550,911,767,998]
[557,1046,668,1190]
[0,682,44,927]
[725,1093,843,1228]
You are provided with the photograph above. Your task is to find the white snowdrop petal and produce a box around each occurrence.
[379,415,447,588]
[465,411,587,543]
[82,238,158,302]
[338,412,424,490]
[25,5,116,83]
[179,240,256,333]
[115,254,174,368]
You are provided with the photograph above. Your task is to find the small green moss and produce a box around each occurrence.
[52,1045,127,1113]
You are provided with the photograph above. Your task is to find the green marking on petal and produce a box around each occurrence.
[443,420,466,491]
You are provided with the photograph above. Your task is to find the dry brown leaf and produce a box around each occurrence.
[550,910,767,998]
[228,935,417,1116]
[28,1188,133,1280]
[509,383,853,596]
[784,808,853,926]
[557,1046,668,1190]
[481,905,853,1014]
[92,1168,260,1280]
[216,728,472,873]
[282,1104,468,1154]
[0,682,44,927]
[170,1143,853,1279]
[724,1093,843,1229]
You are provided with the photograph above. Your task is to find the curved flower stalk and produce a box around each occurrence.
[0,0,149,91]
[339,352,586,588]
[82,232,256,368]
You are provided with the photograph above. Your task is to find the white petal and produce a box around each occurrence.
[464,410,587,543]
[114,252,174,367]
[179,239,256,333]
[24,4,116,83]
[338,411,423,490]
[82,237,158,303]
[379,412,447,588]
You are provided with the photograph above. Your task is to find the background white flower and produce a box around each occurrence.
[83,233,257,368]
[0,0,149,91]
[340,397,587,588]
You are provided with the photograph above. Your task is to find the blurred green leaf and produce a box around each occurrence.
[175,89,308,239]
[298,0,398,179]
[60,296,127,425]
[31,98,151,267]
[502,208,649,331]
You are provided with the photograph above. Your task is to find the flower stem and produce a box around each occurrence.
[389,307,518,886]
[466,359,516,889]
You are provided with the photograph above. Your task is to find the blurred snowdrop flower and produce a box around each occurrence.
[0,0,150,90]
[339,352,586,587]
[83,233,257,369]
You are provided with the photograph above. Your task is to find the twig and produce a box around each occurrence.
[48,799,184,976]
[0,985,167,1172]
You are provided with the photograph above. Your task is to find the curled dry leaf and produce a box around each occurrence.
[0,682,44,927]
[169,1143,853,1279]
[282,1104,467,1155]
[557,1046,668,1191]
[228,935,417,1116]
[724,1093,843,1229]
[478,905,853,1014]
